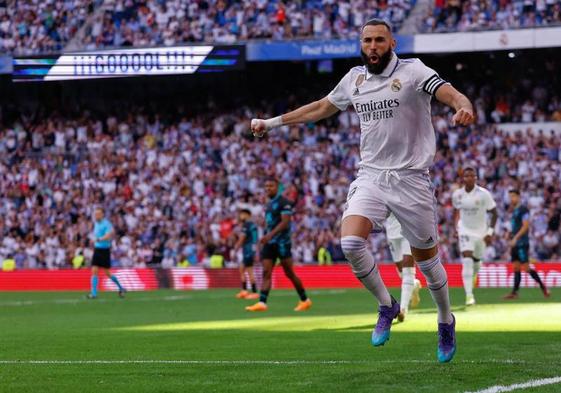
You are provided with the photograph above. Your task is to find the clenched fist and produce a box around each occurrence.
[251,119,267,138]
[452,108,475,126]
[250,116,282,138]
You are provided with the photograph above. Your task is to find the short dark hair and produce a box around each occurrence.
[463,166,476,173]
[361,18,393,33]
[509,189,520,195]
[240,209,251,215]
[264,176,278,184]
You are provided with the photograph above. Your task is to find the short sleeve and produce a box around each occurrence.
[412,59,448,96]
[451,190,461,209]
[521,207,530,221]
[105,221,113,233]
[280,199,293,215]
[484,190,497,210]
[327,69,354,111]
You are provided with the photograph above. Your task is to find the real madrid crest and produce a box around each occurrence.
[355,74,365,87]
[391,79,402,92]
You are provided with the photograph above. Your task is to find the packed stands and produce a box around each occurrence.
[0,92,560,269]
[0,0,103,54]
[424,0,561,33]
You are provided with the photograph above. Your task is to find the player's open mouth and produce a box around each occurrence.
[368,55,379,64]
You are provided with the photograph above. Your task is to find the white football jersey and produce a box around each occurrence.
[452,185,497,237]
[327,53,447,171]
[385,212,404,240]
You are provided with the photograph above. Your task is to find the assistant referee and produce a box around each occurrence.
[87,208,126,299]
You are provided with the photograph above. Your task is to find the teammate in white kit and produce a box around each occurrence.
[250,19,475,363]
[385,213,422,321]
[452,167,497,306]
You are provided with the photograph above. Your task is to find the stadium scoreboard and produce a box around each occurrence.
[13,45,245,82]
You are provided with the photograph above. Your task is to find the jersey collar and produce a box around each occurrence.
[365,52,399,80]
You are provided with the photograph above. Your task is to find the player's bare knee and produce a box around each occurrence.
[263,267,273,279]
[341,215,372,239]
[411,245,438,262]
[402,255,414,268]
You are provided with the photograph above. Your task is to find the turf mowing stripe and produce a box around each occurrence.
[465,376,561,393]
[0,359,526,366]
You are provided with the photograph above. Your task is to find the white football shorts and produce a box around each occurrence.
[458,232,485,260]
[388,237,412,263]
[342,169,438,249]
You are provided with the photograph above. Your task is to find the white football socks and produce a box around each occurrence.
[341,236,392,307]
[417,253,453,324]
[473,259,481,277]
[400,267,415,313]
[462,257,475,297]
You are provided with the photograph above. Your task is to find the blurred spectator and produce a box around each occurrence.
[0,0,102,54]
[426,0,561,32]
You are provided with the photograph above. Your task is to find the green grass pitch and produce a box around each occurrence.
[0,287,559,392]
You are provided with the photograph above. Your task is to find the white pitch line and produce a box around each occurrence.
[0,289,347,307]
[465,376,561,393]
[0,359,526,366]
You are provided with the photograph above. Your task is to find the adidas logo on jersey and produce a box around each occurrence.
[353,88,360,96]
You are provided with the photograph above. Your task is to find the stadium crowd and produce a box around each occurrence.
[0,0,102,55]
[0,88,560,269]
[1,0,414,54]
[83,0,413,49]
[3,0,561,55]
[424,0,561,32]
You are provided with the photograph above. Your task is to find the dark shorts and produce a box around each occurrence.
[261,241,292,261]
[92,248,111,268]
[242,254,255,267]
[511,244,529,263]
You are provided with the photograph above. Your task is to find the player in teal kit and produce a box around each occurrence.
[503,190,550,299]
[87,208,126,299]
[246,178,312,312]
[234,209,260,300]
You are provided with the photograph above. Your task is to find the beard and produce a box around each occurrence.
[361,48,393,75]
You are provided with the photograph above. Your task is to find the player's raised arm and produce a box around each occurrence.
[434,84,475,126]
[251,97,339,137]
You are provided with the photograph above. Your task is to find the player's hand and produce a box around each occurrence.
[509,239,517,247]
[452,108,475,126]
[260,234,272,245]
[251,119,267,138]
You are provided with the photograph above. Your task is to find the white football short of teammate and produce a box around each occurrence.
[452,167,498,306]
[385,213,421,320]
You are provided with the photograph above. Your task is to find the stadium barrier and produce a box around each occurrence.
[0,263,560,291]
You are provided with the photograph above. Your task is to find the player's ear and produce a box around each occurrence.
[390,38,396,50]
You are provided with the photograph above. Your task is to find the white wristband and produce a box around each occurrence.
[264,116,283,130]
[486,228,494,236]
